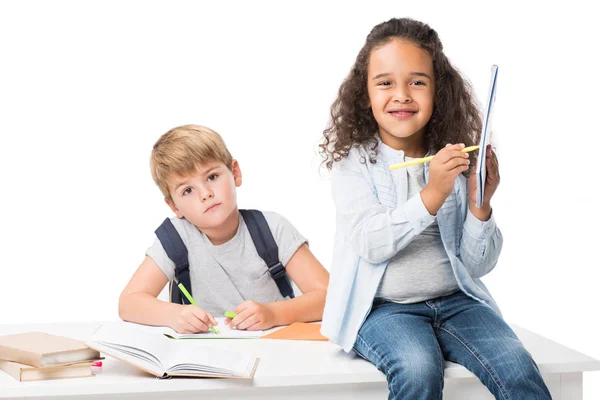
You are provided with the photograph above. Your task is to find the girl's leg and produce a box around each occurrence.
[435,292,552,399]
[353,300,445,400]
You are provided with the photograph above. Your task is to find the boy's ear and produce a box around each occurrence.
[165,198,184,219]
[232,159,242,187]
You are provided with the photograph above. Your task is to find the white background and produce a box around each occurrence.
[1,0,598,396]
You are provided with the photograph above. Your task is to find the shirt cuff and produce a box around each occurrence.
[392,194,436,234]
[464,208,497,240]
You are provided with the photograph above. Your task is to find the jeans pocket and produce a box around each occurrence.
[352,344,370,362]
[352,333,372,362]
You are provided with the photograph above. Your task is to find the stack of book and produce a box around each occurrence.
[0,332,101,382]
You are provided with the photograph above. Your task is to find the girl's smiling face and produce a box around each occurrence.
[367,39,435,154]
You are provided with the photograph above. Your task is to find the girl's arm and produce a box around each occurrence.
[119,256,217,333]
[332,158,435,264]
[227,244,329,330]
[458,209,503,278]
[459,146,503,278]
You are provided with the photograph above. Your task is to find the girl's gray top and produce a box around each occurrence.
[375,144,459,303]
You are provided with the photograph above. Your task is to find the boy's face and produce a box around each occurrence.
[165,160,242,231]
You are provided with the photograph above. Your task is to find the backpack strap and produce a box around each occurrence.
[154,218,191,305]
[240,209,295,299]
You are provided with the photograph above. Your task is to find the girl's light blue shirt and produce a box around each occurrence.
[321,140,503,352]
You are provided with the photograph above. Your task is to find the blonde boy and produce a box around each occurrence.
[119,125,329,333]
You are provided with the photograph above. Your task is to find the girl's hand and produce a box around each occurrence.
[171,305,217,334]
[227,300,276,331]
[421,143,470,215]
[468,144,500,220]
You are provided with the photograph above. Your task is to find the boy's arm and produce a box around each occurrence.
[118,256,182,326]
[119,256,216,332]
[271,244,329,325]
[228,244,329,329]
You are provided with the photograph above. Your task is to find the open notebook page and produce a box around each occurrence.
[157,317,263,339]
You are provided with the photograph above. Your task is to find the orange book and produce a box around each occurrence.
[0,332,100,368]
[261,323,328,341]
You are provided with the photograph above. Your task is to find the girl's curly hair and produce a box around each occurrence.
[320,18,482,171]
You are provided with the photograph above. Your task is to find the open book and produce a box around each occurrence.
[124,318,262,339]
[476,64,499,208]
[85,322,259,379]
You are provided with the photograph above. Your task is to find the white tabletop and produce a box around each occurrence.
[1,322,599,398]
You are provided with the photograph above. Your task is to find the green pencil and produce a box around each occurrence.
[177,283,219,334]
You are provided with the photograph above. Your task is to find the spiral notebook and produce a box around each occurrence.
[476,64,499,208]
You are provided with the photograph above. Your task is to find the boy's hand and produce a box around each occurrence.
[171,305,218,334]
[468,144,500,220]
[421,143,470,215]
[226,300,276,331]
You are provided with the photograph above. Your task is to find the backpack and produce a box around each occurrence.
[154,209,295,304]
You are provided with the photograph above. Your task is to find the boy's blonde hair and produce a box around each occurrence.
[150,124,233,200]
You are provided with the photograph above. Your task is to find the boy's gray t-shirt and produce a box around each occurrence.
[146,211,307,315]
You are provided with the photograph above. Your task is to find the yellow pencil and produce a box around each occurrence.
[388,145,480,171]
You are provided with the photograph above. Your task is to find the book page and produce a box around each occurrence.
[86,322,173,376]
[166,340,257,377]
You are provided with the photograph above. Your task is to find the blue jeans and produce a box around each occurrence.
[353,291,552,400]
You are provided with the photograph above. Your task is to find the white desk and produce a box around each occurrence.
[1,322,598,400]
